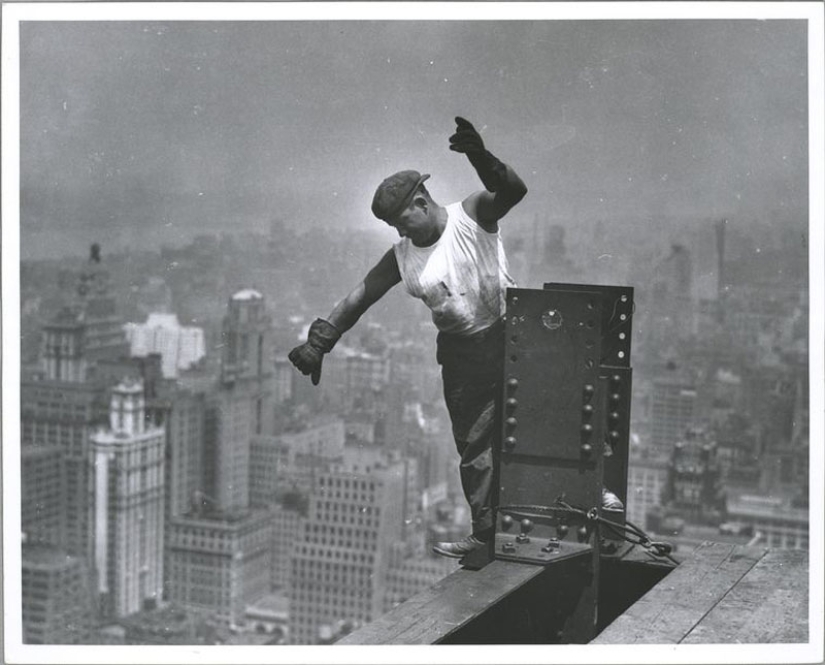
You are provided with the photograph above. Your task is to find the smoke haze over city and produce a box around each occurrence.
[20,18,807,263]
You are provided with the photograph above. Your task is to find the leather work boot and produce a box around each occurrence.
[432,534,488,559]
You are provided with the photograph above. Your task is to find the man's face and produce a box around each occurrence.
[385,197,436,247]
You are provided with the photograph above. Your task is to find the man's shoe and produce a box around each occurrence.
[432,534,489,559]
[602,488,624,511]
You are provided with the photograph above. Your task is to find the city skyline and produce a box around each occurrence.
[4,2,823,664]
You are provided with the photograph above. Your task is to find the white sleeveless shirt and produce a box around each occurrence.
[393,201,516,335]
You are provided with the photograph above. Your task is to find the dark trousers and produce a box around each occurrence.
[436,320,504,535]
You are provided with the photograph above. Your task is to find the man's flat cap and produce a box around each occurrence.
[371,170,430,222]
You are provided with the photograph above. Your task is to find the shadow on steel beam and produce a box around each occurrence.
[438,554,672,644]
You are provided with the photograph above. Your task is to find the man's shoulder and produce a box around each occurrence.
[454,194,498,234]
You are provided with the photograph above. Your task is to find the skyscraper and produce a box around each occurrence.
[289,447,406,644]
[156,380,207,598]
[165,289,275,627]
[21,245,130,559]
[22,545,94,644]
[165,509,273,628]
[90,379,166,619]
[204,289,273,512]
[651,370,698,456]
[21,444,66,548]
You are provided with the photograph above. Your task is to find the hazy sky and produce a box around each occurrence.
[19,18,808,259]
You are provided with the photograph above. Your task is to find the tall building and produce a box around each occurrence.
[165,509,273,628]
[270,496,307,591]
[165,289,275,628]
[250,418,345,597]
[156,380,208,598]
[22,545,94,644]
[124,312,206,379]
[650,369,698,455]
[160,383,207,522]
[661,430,726,525]
[21,444,66,548]
[289,448,406,644]
[272,357,293,404]
[21,245,130,559]
[90,379,166,619]
[250,416,345,504]
[626,450,670,527]
[204,290,273,513]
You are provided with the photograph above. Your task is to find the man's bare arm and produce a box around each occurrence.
[327,248,402,333]
[289,249,401,384]
[462,167,528,231]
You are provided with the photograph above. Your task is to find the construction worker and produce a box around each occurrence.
[289,117,527,557]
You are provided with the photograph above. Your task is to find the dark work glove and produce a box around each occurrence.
[448,116,508,193]
[288,318,341,386]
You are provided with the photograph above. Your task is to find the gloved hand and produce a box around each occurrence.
[448,116,507,193]
[288,318,341,386]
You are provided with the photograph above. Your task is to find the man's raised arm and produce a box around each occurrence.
[288,249,401,385]
[449,116,528,230]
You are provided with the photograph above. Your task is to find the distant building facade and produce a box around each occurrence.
[21,546,95,644]
[124,313,206,379]
[165,509,273,628]
[90,379,166,619]
[289,449,406,644]
[626,450,669,527]
[726,494,808,550]
[21,444,66,548]
[650,371,698,455]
